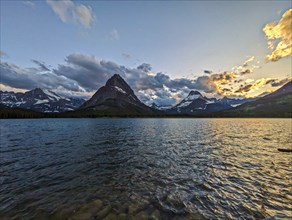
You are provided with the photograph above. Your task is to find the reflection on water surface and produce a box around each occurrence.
[0,118,291,219]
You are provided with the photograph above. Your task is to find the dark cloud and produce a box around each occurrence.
[2,53,273,106]
[222,88,231,92]
[53,53,128,91]
[235,84,253,93]
[137,63,152,72]
[122,53,131,59]
[0,61,83,92]
[211,71,236,83]
[269,78,291,87]
[234,79,244,83]
[204,70,212,74]
[31,59,51,71]
[0,53,223,106]
[241,69,251,74]
[193,75,218,93]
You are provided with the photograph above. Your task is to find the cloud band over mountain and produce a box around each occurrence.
[0,53,290,106]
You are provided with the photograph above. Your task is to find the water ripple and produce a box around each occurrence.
[0,118,291,219]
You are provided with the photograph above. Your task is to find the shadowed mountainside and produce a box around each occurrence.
[78,74,159,116]
[209,81,292,118]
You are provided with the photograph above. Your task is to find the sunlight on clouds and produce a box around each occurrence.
[243,56,255,66]
[147,72,156,76]
[245,79,254,84]
[231,56,260,75]
[0,84,28,93]
[263,9,292,61]
[210,56,262,97]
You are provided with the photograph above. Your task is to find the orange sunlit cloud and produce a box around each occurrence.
[263,9,292,61]
[209,56,262,97]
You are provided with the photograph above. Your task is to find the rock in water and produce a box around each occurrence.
[71,199,103,220]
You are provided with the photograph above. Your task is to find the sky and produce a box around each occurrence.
[0,0,291,106]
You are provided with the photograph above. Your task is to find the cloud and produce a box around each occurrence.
[109,29,120,40]
[243,56,255,67]
[263,9,292,61]
[46,0,95,28]
[53,53,126,91]
[0,51,8,58]
[235,79,272,94]
[1,53,285,106]
[31,59,51,71]
[22,1,35,8]
[0,61,84,92]
[137,63,152,72]
[73,4,94,28]
[209,56,262,96]
[122,53,131,59]
[265,77,291,87]
[231,56,260,75]
[1,53,224,105]
[204,70,212,74]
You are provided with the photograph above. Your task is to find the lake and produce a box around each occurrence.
[0,118,291,219]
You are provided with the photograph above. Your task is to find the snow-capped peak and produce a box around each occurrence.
[185,91,203,101]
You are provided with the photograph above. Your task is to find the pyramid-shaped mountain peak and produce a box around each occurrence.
[105,74,134,95]
[79,74,157,116]
[188,90,202,96]
[185,90,203,101]
[106,74,124,86]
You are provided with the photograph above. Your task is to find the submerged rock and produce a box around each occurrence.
[130,211,149,220]
[150,210,160,220]
[32,209,49,220]
[51,207,74,220]
[127,201,149,215]
[95,205,112,219]
[71,199,103,220]
[184,212,207,220]
[117,213,127,220]
[103,212,118,220]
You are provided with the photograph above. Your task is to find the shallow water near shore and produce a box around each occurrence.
[0,118,291,219]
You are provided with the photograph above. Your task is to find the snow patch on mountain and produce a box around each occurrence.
[34,99,50,105]
[114,86,126,94]
[0,89,85,113]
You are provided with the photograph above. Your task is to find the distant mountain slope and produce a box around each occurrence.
[262,80,292,99]
[212,81,292,117]
[164,91,253,115]
[0,88,85,113]
[79,74,158,116]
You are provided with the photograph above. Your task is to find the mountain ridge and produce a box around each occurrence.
[0,88,85,113]
[79,74,158,116]
[1,77,291,118]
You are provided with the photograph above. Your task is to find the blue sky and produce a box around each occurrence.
[0,1,291,105]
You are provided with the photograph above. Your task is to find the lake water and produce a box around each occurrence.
[0,118,291,219]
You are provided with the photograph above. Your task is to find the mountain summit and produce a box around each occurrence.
[80,74,157,116]
[165,90,253,115]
